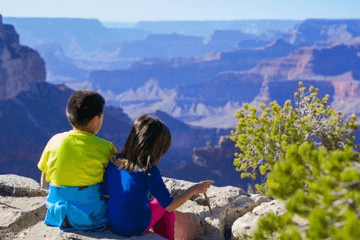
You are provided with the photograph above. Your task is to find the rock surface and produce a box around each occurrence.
[0,174,48,197]
[0,15,46,101]
[231,200,286,239]
[0,174,284,240]
[163,178,272,239]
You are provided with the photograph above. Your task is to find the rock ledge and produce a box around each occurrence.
[0,174,286,240]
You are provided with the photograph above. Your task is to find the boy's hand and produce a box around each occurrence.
[113,158,128,167]
[193,180,213,194]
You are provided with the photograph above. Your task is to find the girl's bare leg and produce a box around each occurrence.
[174,211,199,240]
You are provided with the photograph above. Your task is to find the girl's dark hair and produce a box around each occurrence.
[114,114,171,172]
[66,90,105,127]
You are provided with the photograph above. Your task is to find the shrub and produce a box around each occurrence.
[252,142,360,240]
[231,82,358,191]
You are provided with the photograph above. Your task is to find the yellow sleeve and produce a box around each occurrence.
[106,142,119,160]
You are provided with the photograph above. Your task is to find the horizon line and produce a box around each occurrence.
[3,16,360,23]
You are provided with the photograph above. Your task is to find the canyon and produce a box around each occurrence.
[1,15,360,189]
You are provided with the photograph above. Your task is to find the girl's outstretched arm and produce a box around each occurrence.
[165,180,213,212]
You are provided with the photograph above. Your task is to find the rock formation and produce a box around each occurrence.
[0,174,286,240]
[118,34,204,58]
[0,82,133,180]
[204,30,259,52]
[292,19,360,47]
[0,15,4,41]
[231,200,286,238]
[175,136,263,189]
[0,15,46,101]
[133,20,300,37]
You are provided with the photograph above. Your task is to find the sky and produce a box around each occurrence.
[1,0,360,22]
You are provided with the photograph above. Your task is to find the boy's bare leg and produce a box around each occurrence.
[174,211,199,240]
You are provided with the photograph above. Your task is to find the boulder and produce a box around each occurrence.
[0,174,48,197]
[0,175,48,239]
[231,200,286,239]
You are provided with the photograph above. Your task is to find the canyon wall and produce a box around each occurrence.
[0,15,46,101]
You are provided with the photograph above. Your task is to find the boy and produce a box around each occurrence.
[38,90,117,230]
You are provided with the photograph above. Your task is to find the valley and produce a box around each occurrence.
[1,15,360,188]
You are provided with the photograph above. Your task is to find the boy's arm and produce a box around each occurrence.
[38,137,53,190]
[40,172,49,190]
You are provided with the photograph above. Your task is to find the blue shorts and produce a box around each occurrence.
[45,184,107,231]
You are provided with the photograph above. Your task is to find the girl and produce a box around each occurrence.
[101,114,212,239]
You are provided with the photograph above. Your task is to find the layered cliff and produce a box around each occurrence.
[292,19,360,47]
[118,34,205,58]
[0,15,46,101]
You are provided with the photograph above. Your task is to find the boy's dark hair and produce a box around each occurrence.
[66,90,105,127]
[114,114,171,172]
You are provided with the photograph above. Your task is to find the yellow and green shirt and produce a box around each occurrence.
[38,129,117,186]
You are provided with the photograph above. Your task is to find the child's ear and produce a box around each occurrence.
[93,115,104,126]
[89,115,103,134]
[93,115,101,123]
[88,116,97,126]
